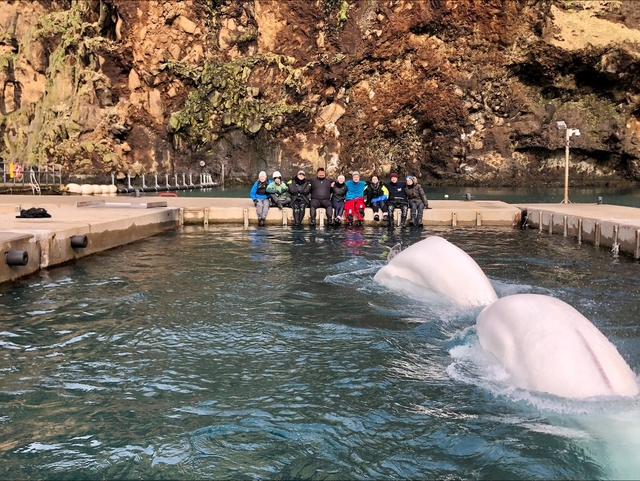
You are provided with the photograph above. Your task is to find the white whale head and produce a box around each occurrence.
[374,236,498,307]
[477,293,639,399]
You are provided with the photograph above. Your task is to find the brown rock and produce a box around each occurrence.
[148,89,163,119]
[177,15,197,34]
[129,69,141,91]
[317,102,346,125]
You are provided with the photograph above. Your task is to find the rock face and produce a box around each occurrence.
[1,0,640,185]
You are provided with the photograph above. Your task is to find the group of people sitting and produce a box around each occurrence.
[250,168,430,227]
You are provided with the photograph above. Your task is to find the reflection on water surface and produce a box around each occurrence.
[0,225,639,480]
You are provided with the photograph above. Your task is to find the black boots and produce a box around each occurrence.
[292,206,304,226]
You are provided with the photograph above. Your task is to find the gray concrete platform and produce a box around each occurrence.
[0,194,523,227]
[2,194,640,285]
[0,198,179,284]
[518,203,640,259]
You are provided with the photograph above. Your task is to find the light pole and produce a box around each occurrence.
[556,121,580,204]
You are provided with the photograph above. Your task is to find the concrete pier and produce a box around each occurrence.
[1,198,179,284]
[1,194,639,285]
[518,203,640,259]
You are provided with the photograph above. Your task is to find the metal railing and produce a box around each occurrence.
[113,172,218,194]
[1,162,63,186]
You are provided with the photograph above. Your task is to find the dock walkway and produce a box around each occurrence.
[0,194,637,285]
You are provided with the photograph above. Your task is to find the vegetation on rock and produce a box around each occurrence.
[0,0,639,185]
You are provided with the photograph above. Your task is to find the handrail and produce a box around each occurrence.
[29,169,41,195]
[112,171,220,194]
[1,162,63,186]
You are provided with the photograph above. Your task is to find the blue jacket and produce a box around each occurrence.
[345,179,366,200]
[250,179,271,200]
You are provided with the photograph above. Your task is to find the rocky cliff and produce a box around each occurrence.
[1,0,640,186]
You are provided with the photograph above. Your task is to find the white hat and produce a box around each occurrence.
[259,171,267,178]
[272,171,282,178]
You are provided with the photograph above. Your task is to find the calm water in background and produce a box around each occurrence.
[1,222,639,480]
[177,185,640,208]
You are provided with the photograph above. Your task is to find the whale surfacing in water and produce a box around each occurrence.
[374,236,498,307]
[477,294,639,399]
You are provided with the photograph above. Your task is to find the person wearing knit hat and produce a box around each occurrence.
[266,170,291,210]
[385,172,408,228]
[404,175,430,227]
[345,171,366,226]
[288,169,312,226]
[330,174,348,225]
[249,170,270,226]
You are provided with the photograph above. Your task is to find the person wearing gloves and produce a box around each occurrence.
[330,174,348,225]
[364,175,389,222]
[266,171,291,209]
[344,171,366,226]
[385,172,408,228]
[404,175,430,227]
[249,170,270,226]
[287,170,312,226]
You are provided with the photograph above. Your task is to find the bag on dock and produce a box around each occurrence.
[16,207,51,218]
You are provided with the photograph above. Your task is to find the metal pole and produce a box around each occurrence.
[564,131,570,202]
[221,163,225,187]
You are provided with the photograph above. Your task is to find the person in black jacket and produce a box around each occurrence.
[364,175,389,222]
[404,175,430,227]
[309,167,333,226]
[288,170,312,226]
[385,173,408,228]
[331,174,347,225]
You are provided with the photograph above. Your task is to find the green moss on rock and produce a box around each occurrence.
[165,54,306,150]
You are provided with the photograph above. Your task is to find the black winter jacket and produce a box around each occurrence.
[288,177,312,203]
[331,182,347,202]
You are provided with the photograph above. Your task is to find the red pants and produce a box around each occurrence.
[344,198,365,221]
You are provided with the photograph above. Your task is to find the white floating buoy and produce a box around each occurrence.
[444,194,449,199]
[108,184,117,194]
[80,184,94,195]
[91,184,102,195]
[100,185,109,194]
[66,183,82,194]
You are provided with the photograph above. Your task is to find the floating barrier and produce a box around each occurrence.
[64,173,217,196]
[114,173,218,195]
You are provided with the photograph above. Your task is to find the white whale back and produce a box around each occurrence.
[477,293,639,399]
[374,236,498,307]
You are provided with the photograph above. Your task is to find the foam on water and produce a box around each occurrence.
[1,226,639,479]
[447,333,640,480]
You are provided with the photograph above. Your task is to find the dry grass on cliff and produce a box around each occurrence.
[550,4,640,50]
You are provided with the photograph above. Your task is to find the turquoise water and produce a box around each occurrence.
[1,225,639,479]
[166,185,640,208]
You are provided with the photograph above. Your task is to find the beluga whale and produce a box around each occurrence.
[476,293,639,399]
[374,236,498,307]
